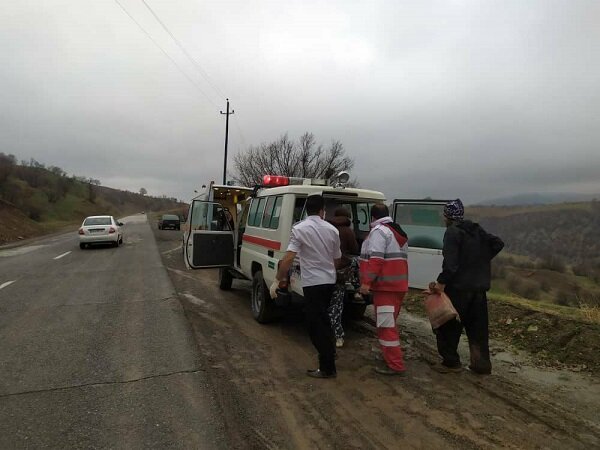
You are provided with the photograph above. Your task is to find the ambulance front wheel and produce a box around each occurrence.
[251,270,277,323]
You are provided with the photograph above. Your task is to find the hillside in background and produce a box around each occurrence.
[477,192,600,206]
[0,153,184,244]
[468,201,600,266]
[465,202,600,317]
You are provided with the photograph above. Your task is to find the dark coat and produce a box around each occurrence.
[328,216,359,267]
[437,220,504,291]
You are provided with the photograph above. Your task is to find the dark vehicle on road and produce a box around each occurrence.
[158,214,181,230]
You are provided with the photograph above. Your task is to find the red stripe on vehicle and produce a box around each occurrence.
[242,235,281,250]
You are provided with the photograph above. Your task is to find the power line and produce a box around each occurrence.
[140,0,226,101]
[113,0,218,108]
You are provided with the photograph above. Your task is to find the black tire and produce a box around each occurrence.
[345,302,367,320]
[219,267,233,290]
[79,243,85,250]
[251,270,277,323]
[112,240,119,248]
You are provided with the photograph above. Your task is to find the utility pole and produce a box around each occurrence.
[220,99,234,185]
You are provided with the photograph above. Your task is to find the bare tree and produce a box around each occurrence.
[233,132,354,186]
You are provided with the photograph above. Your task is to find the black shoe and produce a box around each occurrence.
[468,365,492,375]
[306,369,337,379]
[430,362,463,374]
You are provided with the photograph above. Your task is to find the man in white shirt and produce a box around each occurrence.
[276,195,342,378]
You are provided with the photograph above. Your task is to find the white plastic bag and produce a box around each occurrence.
[269,279,279,299]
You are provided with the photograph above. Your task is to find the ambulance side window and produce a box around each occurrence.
[247,199,260,226]
[249,198,266,226]
[268,196,283,229]
[356,203,371,232]
[293,197,307,224]
[261,196,277,228]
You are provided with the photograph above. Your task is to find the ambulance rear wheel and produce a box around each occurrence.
[219,268,233,290]
[251,270,276,323]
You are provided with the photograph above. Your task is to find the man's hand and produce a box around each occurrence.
[276,251,297,281]
[359,284,370,295]
[428,281,445,294]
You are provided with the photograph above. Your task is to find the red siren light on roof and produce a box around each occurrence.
[262,175,290,187]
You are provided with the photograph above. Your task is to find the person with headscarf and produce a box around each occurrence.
[327,207,359,348]
[429,199,504,375]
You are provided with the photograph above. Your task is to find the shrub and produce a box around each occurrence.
[516,259,536,269]
[517,279,542,300]
[555,290,578,307]
[537,255,566,273]
[506,273,522,292]
[572,262,600,284]
[491,260,506,279]
[579,305,600,323]
[506,273,541,300]
[540,279,552,293]
[505,274,541,300]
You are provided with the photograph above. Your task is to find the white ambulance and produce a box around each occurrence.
[184,173,448,323]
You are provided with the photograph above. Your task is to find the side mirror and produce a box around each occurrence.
[118,222,124,226]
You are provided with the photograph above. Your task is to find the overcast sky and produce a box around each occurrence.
[1,0,599,204]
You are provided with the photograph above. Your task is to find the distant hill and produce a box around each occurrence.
[477,192,600,206]
[467,201,600,265]
[0,153,185,244]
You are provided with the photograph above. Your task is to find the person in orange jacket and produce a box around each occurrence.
[359,204,409,375]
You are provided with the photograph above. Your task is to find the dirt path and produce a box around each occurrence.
[155,230,600,449]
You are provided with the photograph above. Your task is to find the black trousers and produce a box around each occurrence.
[304,284,336,374]
[435,288,491,373]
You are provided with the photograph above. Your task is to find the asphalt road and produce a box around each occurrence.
[0,215,228,449]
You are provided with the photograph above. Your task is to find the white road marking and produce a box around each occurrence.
[161,245,182,255]
[0,280,16,290]
[53,251,72,260]
[180,292,213,309]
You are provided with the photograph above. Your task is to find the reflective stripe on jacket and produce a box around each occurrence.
[359,217,409,292]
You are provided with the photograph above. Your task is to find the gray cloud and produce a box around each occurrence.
[1,0,599,204]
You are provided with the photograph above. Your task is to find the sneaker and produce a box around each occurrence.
[430,362,463,374]
[374,366,406,376]
[306,369,337,379]
[336,338,344,348]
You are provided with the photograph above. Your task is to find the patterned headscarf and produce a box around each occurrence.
[443,199,464,221]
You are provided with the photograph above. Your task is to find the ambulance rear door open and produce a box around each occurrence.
[185,200,234,269]
[185,185,253,270]
[392,199,450,289]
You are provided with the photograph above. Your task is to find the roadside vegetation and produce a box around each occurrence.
[0,152,184,244]
[404,202,600,373]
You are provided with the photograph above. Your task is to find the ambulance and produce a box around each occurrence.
[183,172,448,323]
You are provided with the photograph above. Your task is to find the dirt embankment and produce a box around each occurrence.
[0,199,43,244]
[153,227,600,449]
[403,293,600,374]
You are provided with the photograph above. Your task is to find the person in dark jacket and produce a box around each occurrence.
[430,199,504,375]
[328,207,360,347]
